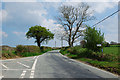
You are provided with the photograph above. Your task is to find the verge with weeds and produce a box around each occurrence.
[2,45,52,59]
[60,45,120,75]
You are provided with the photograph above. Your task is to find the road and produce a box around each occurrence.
[0,50,119,79]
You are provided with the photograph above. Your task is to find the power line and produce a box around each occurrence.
[92,10,120,27]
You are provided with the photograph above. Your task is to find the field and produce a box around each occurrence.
[60,45,120,75]
[103,47,118,55]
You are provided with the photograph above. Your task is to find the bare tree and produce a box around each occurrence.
[56,3,94,47]
[54,26,68,47]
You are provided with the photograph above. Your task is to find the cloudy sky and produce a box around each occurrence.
[0,0,119,47]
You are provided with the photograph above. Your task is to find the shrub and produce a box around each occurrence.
[15,45,52,57]
[16,45,41,56]
[24,45,40,53]
[2,50,16,59]
[64,46,118,61]
[16,45,26,53]
[84,26,104,52]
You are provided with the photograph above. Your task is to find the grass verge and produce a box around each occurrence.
[2,45,52,59]
[60,46,120,76]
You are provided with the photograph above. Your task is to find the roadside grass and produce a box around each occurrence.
[78,58,119,74]
[20,48,52,57]
[60,45,120,75]
[2,50,18,59]
[2,45,52,59]
[103,47,118,55]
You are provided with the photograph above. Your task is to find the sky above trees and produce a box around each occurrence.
[0,0,119,47]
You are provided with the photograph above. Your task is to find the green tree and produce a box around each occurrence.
[84,26,104,52]
[26,25,54,49]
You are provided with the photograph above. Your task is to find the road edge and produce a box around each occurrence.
[58,50,119,78]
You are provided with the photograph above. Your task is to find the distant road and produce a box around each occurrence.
[0,50,119,79]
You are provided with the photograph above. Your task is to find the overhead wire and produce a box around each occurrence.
[91,10,120,27]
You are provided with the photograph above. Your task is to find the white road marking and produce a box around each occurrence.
[30,56,39,78]
[1,56,34,62]
[24,59,33,62]
[1,69,32,70]
[20,70,26,78]
[1,63,8,69]
[30,70,34,78]
[0,76,4,79]
[33,56,37,59]
[17,62,30,68]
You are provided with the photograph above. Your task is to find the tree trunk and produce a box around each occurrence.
[71,41,73,47]
[68,41,73,47]
[37,39,41,49]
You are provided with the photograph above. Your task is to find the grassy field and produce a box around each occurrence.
[60,45,120,75]
[103,47,118,55]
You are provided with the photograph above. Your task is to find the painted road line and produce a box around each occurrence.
[1,69,32,70]
[24,60,34,62]
[0,76,4,79]
[17,62,30,68]
[1,63,8,69]
[30,56,39,78]
[33,56,37,59]
[0,56,34,62]
[20,70,26,78]
[30,70,34,78]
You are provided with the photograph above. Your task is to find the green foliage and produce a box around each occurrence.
[103,47,119,55]
[2,45,52,59]
[2,50,16,59]
[26,25,54,48]
[15,45,52,57]
[60,45,119,75]
[84,26,104,52]
[16,45,40,53]
[61,46,118,61]
[79,58,119,75]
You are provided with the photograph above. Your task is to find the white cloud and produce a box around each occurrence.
[98,15,118,43]
[39,0,62,2]
[41,19,58,31]
[2,0,119,2]
[2,31,8,37]
[2,0,37,2]
[0,30,8,37]
[28,9,47,16]
[13,31,25,36]
[13,31,28,40]
[0,10,8,23]
[61,2,117,14]
[90,2,117,13]
[64,0,119,2]
[105,33,118,43]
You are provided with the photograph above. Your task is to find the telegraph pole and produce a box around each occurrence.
[61,37,63,48]
[55,41,56,48]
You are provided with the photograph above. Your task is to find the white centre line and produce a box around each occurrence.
[1,63,8,69]
[0,76,4,79]
[30,70,34,78]
[17,62,30,68]
[30,56,39,78]
[20,70,26,78]
[33,56,37,59]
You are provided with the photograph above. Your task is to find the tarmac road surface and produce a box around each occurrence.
[0,50,119,79]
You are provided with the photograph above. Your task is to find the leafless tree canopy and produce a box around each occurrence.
[56,3,95,47]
